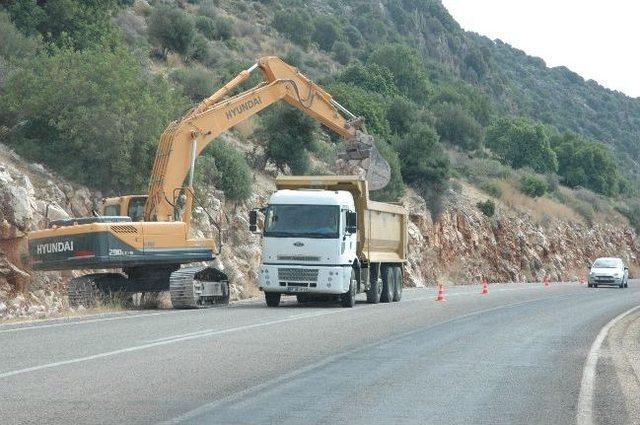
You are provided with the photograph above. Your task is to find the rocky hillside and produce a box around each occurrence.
[2,139,639,321]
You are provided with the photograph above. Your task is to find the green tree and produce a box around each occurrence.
[396,124,450,218]
[1,40,185,192]
[433,103,483,150]
[272,9,314,49]
[197,141,252,202]
[386,96,419,136]
[148,6,195,55]
[7,0,124,49]
[551,132,619,196]
[311,15,340,51]
[332,41,351,65]
[326,82,390,137]
[367,43,432,102]
[485,117,558,173]
[335,63,398,97]
[260,104,318,174]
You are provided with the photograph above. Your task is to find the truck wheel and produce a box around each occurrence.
[392,266,403,302]
[381,266,393,303]
[265,292,281,307]
[341,270,357,308]
[366,270,382,304]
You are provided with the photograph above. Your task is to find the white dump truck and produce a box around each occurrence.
[249,176,408,307]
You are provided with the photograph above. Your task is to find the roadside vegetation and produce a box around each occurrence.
[0,0,638,228]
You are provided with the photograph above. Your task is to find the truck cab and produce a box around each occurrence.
[257,189,357,301]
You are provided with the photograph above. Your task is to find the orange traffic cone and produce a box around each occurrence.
[544,276,550,287]
[435,284,446,302]
[481,279,489,295]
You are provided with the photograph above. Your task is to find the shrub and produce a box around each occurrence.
[433,103,483,150]
[479,180,502,198]
[197,141,252,202]
[171,67,216,102]
[190,34,211,62]
[367,43,432,102]
[477,199,495,217]
[195,15,217,40]
[312,15,340,51]
[260,104,318,174]
[148,6,195,55]
[335,63,398,97]
[386,96,418,136]
[332,41,352,65]
[520,174,547,198]
[272,9,314,49]
[212,16,233,40]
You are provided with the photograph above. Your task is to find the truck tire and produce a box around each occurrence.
[265,292,281,307]
[392,266,403,302]
[366,268,382,304]
[380,266,393,303]
[341,270,357,308]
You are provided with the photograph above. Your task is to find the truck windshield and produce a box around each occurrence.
[264,205,340,238]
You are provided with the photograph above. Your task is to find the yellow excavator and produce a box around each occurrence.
[27,56,390,308]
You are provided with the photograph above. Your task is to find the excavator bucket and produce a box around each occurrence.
[338,131,391,191]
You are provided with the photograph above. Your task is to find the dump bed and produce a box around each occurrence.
[275,176,407,264]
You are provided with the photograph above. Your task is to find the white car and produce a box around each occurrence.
[588,257,629,288]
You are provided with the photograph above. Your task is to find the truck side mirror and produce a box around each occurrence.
[249,210,258,233]
[346,211,357,234]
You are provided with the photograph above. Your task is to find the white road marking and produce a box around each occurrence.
[0,283,581,380]
[160,296,565,425]
[0,311,175,335]
[576,305,640,425]
[0,309,351,380]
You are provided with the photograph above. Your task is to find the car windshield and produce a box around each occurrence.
[264,204,340,238]
[592,259,620,268]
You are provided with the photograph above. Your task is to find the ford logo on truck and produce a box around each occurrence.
[36,241,74,255]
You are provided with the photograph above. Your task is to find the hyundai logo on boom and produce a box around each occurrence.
[225,96,262,120]
[36,241,74,255]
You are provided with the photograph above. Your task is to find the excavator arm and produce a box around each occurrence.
[145,56,390,222]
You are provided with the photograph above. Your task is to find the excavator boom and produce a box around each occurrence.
[145,56,390,222]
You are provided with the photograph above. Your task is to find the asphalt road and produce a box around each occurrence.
[1,281,640,425]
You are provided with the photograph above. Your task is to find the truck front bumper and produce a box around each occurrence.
[258,264,352,295]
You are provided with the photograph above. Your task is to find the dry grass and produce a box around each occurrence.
[498,181,582,224]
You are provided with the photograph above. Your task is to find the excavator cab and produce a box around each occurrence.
[101,195,148,222]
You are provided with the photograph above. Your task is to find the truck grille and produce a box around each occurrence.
[277,255,320,262]
[277,268,319,283]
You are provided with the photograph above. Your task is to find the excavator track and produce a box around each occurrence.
[169,266,229,309]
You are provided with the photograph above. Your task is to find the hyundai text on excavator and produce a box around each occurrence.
[27,56,391,308]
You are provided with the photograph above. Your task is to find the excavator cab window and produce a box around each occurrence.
[104,205,121,216]
[128,198,146,222]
